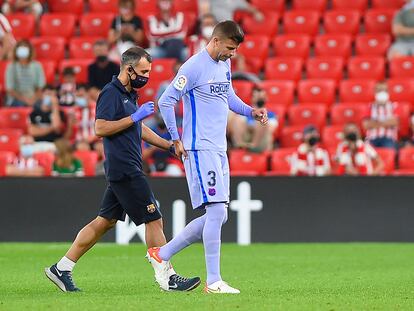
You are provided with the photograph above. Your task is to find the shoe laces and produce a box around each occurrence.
[170,274,189,283]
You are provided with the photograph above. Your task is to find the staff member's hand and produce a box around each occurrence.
[173,139,188,160]
[130,101,154,123]
[252,108,268,125]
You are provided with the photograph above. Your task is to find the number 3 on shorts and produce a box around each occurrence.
[207,171,216,187]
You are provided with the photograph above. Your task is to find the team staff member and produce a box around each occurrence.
[45,47,200,293]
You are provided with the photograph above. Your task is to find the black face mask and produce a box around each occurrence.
[308,136,319,146]
[256,99,265,108]
[128,67,148,89]
[96,55,108,63]
[345,132,358,142]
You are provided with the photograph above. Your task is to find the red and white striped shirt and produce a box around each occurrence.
[147,12,187,47]
[290,143,331,176]
[336,140,378,175]
[366,102,398,141]
[12,157,40,170]
[0,13,12,38]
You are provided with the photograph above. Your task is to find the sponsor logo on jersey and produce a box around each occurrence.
[210,83,230,94]
[208,188,216,196]
[174,75,187,91]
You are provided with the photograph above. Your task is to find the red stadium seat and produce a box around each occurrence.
[0,108,31,133]
[33,152,54,176]
[306,57,344,81]
[283,10,321,36]
[371,0,405,9]
[260,80,295,106]
[297,79,336,106]
[375,148,395,174]
[250,0,285,13]
[242,12,279,37]
[7,14,35,39]
[69,37,100,59]
[269,148,296,175]
[355,34,392,56]
[395,102,411,138]
[339,79,376,102]
[288,104,327,128]
[292,0,327,12]
[39,13,76,40]
[230,150,268,175]
[232,80,254,104]
[89,0,118,13]
[397,147,414,170]
[59,59,94,84]
[347,56,386,80]
[74,150,98,177]
[149,58,176,81]
[48,0,84,15]
[0,151,15,177]
[0,129,22,154]
[323,10,361,35]
[321,125,344,148]
[272,34,311,59]
[390,57,414,79]
[364,9,395,33]
[387,79,414,106]
[80,13,114,37]
[330,103,370,127]
[314,34,352,58]
[38,60,57,85]
[136,0,158,14]
[139,80,162,104]
[31,37,65,62]
[237,35,270,73]
[173,0,198,13]
[269,104,287,138]
[331,0,368,11]
[280,125,306,148]
[264,57,303,81]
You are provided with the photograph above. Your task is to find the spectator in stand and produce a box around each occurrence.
[2,0,43,20]
[59,67,80,107]
[93,139,105,176]
[5,135,44,177]
[88,40,119,102]
[389,0,414,59]
[74,86,97,144]
[336,123,384,176]
[363,82,399,149]
[52,138,84,177]
[6,40,45,107]
[187,13,217,56]
[229,85,277,152]
[290,125,331,176]
[146,0,189,61]
[0,13,15,60]
[202,0,264,23]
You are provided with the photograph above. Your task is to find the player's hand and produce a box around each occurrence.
[173,139,188,160]
[252,108,268,125]
[130,101,154,123]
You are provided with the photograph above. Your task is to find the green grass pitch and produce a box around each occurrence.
[1,243,414,311]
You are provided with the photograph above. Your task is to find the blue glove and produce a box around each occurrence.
[130,101,154,122]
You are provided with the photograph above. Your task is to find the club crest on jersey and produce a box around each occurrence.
[226,71,231,81]
[147,203,156,213]
[174,75,187,91]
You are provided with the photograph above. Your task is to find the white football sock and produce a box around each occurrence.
[57,256,76,272]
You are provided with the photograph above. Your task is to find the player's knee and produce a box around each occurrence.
[206,203,227,223]
[222,208,228,225]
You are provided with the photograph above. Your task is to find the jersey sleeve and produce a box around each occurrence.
[95,89,118,121]
[227,82,253,117]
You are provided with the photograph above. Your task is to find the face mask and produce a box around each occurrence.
[16,46,30,59]
[43,95,52,107]
[96,55,108,63]
[308,136,319,146]
[256,99,265,108]
[375,91,389,103]
[159,1,172,11]
[128,67,148,89]
[345,132,358,142]
[20,144,34,158]
[201,26,214,39]
[75,97,88,108]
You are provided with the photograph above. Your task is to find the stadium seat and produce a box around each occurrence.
[89,0,118,13]
[395,102,411,138]
[375,148,396,174]
[139,79,162,104]
[173,0,198,13]
[0,151,15,177]
[59,59,94,84]
[292,0,327,12]
[269,148,296,175]
[389,57,414,79]
[397,147,414,172]
[38,60,57,85]
[242,12,279,37]
[260,80,295,107]
[339,79,376,102]
[330,103,370,127]
[80,13,114,37]
[288,104,327,129]
[355,34,392,56]
[232,80,254,104]
[136,0,158,14]
[33,152,54,176]
[0,129,22,154]
[321,125,344,148]
[0,108,31,133]
[39,13,76,40]
[272,34,311,59]
[7,14,35,39]
[47,0,84,15]
[331,0,368,11]
[364,9,395,33]
[268,104,287,138]
[347,56,386,80]
[297,79,336,106]
[314,34,352,58]
[237,35,270,73]
[387,79,414,106]
[371,0,405,9]
[264,57,303,81]
[323,10,361,35]
[69,37,100,59]
[74,150,98,177]
[250,0,285,13]
[283,10,321,36]
[280,125,306,148]
[150,58,176,81]
[229,150,268,175]
[31,37,66,62]
[306,57,344,81]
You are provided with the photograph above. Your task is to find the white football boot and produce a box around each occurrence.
[204,280,240,294]
[146,247,171,291]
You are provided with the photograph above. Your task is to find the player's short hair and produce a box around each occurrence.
[212,20,244,44]
[121,46,152,68]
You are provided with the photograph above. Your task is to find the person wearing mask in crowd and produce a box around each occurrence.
[187,13,217,56]
[74,85,97,144]
[88,40,119,102]
[59,67,79,107]
[363,82,399,149]
[0,13,15,60]
[146,0,189,61]
[2,0,43,20]
[52,138,84,177]
[200,0,264,23]
[229,85,277,152]
[389,0,414,59]
[6,40,45,107]
[336,123,384,176]
[290,125,331,176]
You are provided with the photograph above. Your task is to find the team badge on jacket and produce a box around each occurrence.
[147,204,156,213]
